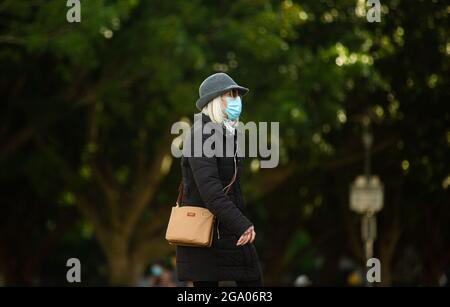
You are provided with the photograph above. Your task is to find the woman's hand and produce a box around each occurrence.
[236,226,256,246]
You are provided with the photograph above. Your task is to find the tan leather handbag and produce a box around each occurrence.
[165,171,236,247]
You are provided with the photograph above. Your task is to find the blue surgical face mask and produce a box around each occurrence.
[224,96,242,120]
[151,265,162,277]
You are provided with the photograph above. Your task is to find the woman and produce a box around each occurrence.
[176,72,263,287]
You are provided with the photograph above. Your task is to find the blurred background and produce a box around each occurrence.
[0,0,448,286]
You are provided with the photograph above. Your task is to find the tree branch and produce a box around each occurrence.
[248,135,398,202]
[0,127,34,158]
[32,134,106,233]
[122,125,174,235]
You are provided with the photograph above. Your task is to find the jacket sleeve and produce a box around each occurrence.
[187,155,253,237]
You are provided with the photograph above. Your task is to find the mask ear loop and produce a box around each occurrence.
[222,139,238,191]
[218,139,238,240]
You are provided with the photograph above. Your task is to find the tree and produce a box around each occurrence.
[1,0,448,286]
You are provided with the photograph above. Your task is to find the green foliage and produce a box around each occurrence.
[0,0,448,285]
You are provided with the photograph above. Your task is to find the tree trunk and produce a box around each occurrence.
[97,225,164,286]
[98,232,144,286]
[378,224,401,286]
[378,250,392,286]
[107,253,135,286]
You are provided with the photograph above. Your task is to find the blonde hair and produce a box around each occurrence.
[201,96,224,124]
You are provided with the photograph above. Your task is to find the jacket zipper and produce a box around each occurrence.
[217,220,220,239]
[216,143,237,241]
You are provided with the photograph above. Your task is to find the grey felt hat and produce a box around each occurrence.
[196,72,249,110]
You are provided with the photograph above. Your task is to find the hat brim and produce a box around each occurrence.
[196,85,249,111]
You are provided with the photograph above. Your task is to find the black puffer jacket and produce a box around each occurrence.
[176,113,262,282]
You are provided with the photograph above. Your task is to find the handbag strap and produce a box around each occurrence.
[176,167,237,205]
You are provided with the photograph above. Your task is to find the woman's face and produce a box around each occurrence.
[220,89,240,117]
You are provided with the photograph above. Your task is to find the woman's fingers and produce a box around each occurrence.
[244,227,253,236]
[236,226,256,246]
[241,234,250,245]
[236,232,250,246]
[250,230,256,243]
[237,226,252,245]
[248,230,254,244]
[236,234,245,246]
[237,234,248,246]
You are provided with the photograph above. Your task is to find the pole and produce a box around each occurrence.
[362,116,374,287]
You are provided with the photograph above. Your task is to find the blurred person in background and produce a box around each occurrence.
[294,274,312,287]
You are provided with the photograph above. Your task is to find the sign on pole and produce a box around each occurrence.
[350,175,384,214]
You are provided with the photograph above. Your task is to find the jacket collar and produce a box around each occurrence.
[195,112,238,142]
